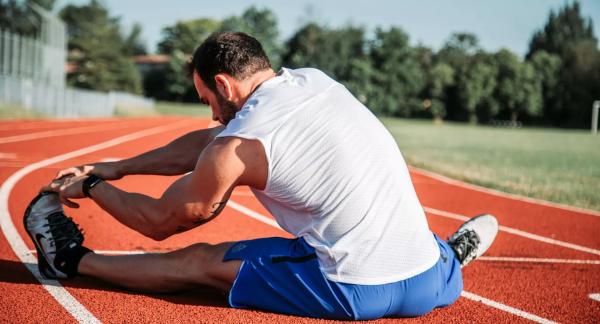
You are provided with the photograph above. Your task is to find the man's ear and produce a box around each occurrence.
[214,74,233,100]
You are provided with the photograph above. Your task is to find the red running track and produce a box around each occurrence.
[0,117,598,323]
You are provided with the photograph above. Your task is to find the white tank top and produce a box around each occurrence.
[217,68,439,285]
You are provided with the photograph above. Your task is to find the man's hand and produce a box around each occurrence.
[55,162,122,181]
[41,175,88,208]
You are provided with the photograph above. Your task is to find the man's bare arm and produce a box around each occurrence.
[48,136,268,241]
[86,173,232,240]
[116,126,225,176]
[56,126,224,180]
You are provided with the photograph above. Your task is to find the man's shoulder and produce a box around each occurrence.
[203,136,265,170]
[204,136,268,189]
[283,67,333,83]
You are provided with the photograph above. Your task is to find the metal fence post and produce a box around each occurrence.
[592,100,599,135]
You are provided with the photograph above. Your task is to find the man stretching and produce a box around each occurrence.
[25,32,498,320]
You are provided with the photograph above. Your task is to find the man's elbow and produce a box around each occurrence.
[138,210,174,241]
[140,227,171,241]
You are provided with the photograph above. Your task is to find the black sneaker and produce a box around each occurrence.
[447,214,498,267]
[23,192,90,279]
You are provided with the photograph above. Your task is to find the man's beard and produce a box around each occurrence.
[216,92,238,125]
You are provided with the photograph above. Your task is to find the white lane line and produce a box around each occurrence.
[590,294,600,302]
[479,256,600,265]
[0,119,102,132]
[99,158,121,163]
[0,162,66,169]
[0,120,149,144]
[0,152,18,159]
[410,166,600,217]
[227,201,281,229]
[424,207,600,256]
[227,199,555,323]
[461,291,556,323]
[0,162,29,168]
[0,119,193,323]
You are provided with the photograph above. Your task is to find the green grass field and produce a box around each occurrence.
[382,118,600,212]
[154,101,211,116]
[114,101,211,117]
[0,103,47,119]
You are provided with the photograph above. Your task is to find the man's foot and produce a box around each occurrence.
[23,192,91,279]
[447,214,498,267]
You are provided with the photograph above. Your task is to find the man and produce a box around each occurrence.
[25,32,498,320]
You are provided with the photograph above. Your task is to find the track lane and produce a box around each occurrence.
[2,117,600,322]
[0,118,169,140]
[0,232,79,324]
[1,118,199,323]
[411,172,600,250]
[0,117,194,323]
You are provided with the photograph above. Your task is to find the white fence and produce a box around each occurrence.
[1,5,156,118]
[0,74,154,118]
[0,26,155,118]
[0,28,65,88]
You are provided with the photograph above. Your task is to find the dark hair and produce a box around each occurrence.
[187,32,272,92]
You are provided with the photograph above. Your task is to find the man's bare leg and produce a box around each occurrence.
[77,242,241,293]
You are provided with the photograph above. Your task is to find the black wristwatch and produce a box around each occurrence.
[82,175,103,198]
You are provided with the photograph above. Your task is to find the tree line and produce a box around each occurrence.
[2,0,598,128]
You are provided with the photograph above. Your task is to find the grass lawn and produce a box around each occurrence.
[115,101,211,117]
[154,101,211,117]
[0,103,47,119]
[382,118,600,212]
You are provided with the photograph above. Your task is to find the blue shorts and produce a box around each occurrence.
[223,234,463,320]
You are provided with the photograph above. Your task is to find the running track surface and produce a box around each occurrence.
[0,117,599,323]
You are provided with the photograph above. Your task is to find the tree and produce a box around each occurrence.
[437,32,480,67]
[527,1,600,128]
[493,49,542,123]
[0,0,55,35]
[281,23,372,103]
[60,0,142,94]
[424,62,455,120]
[437,33,497,123]
[164,49,195,101]
[0,1,25,32]
[28,0,55,11]
[219,6,281,68]
[529,50,562,123]
[154,18,220,102]
[527,1,597,59]
[124,23,147,55]
[368,27,424,117]
[559,40,600,127]
[456,54,498,123]
[281,23,327,69]
[157,18,220,55]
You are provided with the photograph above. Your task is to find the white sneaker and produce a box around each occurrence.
[447,214,498,267]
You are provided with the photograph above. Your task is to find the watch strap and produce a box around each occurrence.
[82,175,103,198]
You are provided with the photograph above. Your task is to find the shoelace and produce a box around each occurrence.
[44,212,84,254]
[451,229,480,265]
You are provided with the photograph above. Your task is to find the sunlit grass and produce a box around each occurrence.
[154,101,211,116]
[0,103,47,119]
[382,118,600,211]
